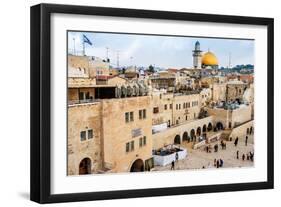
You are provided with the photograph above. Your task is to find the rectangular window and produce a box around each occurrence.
[139,137,143,147]
[88,129,93,139]
[130,112,134,121]
[179,104,181,109]
[139,109,146,119]
[187,102,190,108]
[176,104,178,110]
[139,110,142,119]
[153,107,159,114]
[125,112,129,123]
[143,109,146,119]
[143,136,147,146]
[170,104,172,109]
[80,131,86,141]
[126,142,130,152]
[164,104,167,110]
[131,141,134,151]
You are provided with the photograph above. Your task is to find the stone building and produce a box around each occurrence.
[226,80,248,102]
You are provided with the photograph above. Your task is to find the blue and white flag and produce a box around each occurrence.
[83,34,93,46]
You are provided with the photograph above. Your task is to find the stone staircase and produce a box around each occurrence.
[221,129,232,141]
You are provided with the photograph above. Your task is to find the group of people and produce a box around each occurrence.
[236,150,254,161]
[205,140,227,153]
[214,158,224,168]
[233,136,249,147]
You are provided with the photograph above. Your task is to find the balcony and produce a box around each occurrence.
[68,99,100,106]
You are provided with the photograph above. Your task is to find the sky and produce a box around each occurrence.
[68,31,254,69]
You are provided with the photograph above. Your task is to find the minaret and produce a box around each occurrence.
[192,41,202,69]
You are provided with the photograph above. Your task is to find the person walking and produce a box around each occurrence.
[242,154,245,161]
[245,136,248,146]
[247,153,250,160]
[175,152,179,162]
[219,159,224,167]
[214,159,217,167]
[216,159,220,168]
[236,150,239,159]
[171,160,175,170]
[234,137,239,147]
[214,144,218,152]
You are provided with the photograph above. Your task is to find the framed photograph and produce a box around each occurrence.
[30,3,274,203]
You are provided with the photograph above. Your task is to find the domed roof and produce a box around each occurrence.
[202,51,218,66]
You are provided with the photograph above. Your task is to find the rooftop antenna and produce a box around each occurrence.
[130,56,133,66]
[106,47,109,60]
[228,52,232,69]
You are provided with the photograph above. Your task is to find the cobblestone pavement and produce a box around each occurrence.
[153,135,254,171]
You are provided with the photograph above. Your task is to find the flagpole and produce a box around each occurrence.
[83,40,85,56]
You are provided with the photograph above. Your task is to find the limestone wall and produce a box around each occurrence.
[100,96,153,172]
[67,103,102,175]
[228,120,254,143]
[152,116,214,149]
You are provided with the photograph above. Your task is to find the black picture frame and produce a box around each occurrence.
[30,3,274,204]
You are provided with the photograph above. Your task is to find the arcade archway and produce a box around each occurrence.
[174,134,181,144]
[79,157,91,175]
[182,131,189,142]
[207,122,212,131]
[130,159,144,172]
[216,122,224,131]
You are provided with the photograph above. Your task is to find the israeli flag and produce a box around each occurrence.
[83,34,93,46]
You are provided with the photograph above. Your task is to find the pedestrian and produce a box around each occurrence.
[171,160,175,170]
[214,144,218,152]
[219,159,224,167]
[236,150,239,159]
[250,152,254,161]
[234,137,239,147]
[175,152,179,162]
[220,140,224,149]
[245,136,248,146]
[214,159,217,167]
[206,145,209,153]
[247,154,250,160]
[242,154,245,161]
[216,159,220,168]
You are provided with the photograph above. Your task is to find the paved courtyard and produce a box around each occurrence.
[153,135,254,171]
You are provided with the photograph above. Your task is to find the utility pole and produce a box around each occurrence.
[116,50,120,68]
[228,52,232,69]
[106,47,109,61]
[73,38,76,55]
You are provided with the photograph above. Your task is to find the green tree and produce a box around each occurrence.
[147,64,155,73]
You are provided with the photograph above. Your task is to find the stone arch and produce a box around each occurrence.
[196,126,201,136]
[216,122,224,131]
[79,157,91,175]
[130,159,144,172]
[174,134,181,144]
[202,124,207,132]
[182,131,189,142]
[207,122,212,131]
[190,129,195,141]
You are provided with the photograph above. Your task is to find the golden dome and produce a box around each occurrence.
[201,51,218,66]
